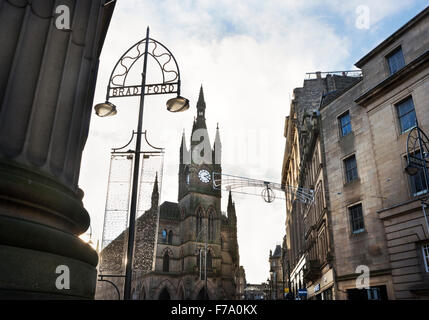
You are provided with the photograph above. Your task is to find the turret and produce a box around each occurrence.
[180,130,190,164]
[151,173,159,209]
[212,123,221,165]
[227,190,236,224]
[191,85,211,164]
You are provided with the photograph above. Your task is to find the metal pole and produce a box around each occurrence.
[421,202,429,234]
[124,26,150,300]
[287,260,292,296]
[416,119,429,235]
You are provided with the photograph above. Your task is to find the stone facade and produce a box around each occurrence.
[353,7,429,299]
[282,72,361,300]
[96,87,243,300]
[269,245,284,299]
[282,6,429,300]
[320,6,429,300]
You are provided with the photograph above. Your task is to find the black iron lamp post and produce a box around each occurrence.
[404,119,429,235]
[94,27,189,300]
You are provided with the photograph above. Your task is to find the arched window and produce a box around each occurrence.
[163,251,170,272]
[159,288,171,300]
[196,208,203,240]
[162,229,167,243]
[168,230,173,244]
[180,250,185,272]
[207,251,212,270]
[197,248,202,274]
[208,209,215,241]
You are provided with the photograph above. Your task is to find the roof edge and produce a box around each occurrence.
[355,6,429,68]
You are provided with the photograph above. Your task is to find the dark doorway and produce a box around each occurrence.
[159,288,171,300]
[347,285,388,300]
[197,287,208,300]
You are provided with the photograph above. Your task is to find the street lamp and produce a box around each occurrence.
[405,119,429,235]
[94,26,189,300]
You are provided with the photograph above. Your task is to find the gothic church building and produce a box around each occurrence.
[96,87,241,300]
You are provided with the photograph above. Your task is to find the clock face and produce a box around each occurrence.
[198,169,211,183]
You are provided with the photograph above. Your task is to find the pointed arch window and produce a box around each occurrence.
[208,209,215,241]
[162,229,167,243]
[163,251,170,272]
[196,208,203,240]
[168,230,173,244]
[207,251,213,270]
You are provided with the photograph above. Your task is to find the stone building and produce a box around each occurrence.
[235,266,246,300]
[244,283,269,300]
[269,245,284,299]
[281,71,361,300]
[282,7,429,300]
[283,6,429,300]
[321,6,429,299]
[96,87,242,300]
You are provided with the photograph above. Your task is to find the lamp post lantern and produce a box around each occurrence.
[405,119,429,235]
[94,26,188,300]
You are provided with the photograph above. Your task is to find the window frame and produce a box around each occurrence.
[423,243,429,273]
[386,46,405,75]
[162,229,168,243]
[168,230,173,245]
[338,111,352,138]
[348,203,365,234]
[396,96,416,134]
[344,154,358,183]
[162,251,170,272]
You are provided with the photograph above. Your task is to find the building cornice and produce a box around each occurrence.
[355,50,429,107]
[355,6,429,68]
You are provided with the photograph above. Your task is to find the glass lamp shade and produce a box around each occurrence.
[405,164,420,176]
[166,96,189,112]
[94,101,117,117]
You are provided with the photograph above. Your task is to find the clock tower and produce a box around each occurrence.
[98,85,241,300]
[178,85,221,201]
[177,86,224,283]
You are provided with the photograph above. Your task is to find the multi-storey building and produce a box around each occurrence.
[269,245,284,299]
[321,6,429,300]
[282,71,361,299]
[283,6,429,300]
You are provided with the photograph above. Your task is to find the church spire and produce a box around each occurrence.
[197,84,206,116]
[151,172,159,209]
[193,85,207,132]
[228,190,234,209]
[213,123,221,165]
[180,130,190,164]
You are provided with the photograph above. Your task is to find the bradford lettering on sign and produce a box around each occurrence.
[108,82,179,98]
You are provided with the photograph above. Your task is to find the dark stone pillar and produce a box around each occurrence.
[0,0,115,299]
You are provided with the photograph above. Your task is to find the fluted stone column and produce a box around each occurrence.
[0,0,114,299]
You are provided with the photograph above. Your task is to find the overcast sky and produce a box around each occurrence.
[79,0,428,284]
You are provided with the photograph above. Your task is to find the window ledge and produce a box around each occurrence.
[344,178,361,187]
[350,229,366,237]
